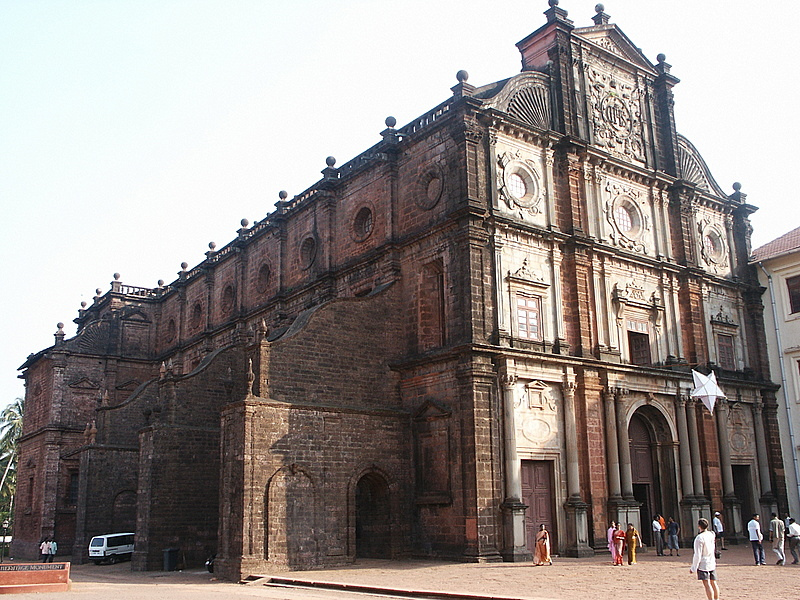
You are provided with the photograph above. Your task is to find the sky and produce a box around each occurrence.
[1,0,798,408]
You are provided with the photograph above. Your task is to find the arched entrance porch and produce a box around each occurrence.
[628,405,679,546]
[354,472,391,558]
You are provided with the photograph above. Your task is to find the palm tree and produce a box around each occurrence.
[0,398,23,514]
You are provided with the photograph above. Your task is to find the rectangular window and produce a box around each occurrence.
[628,331,651,365]
[517,296,542,340]
[717,334,736,370]
[788,275,800,314]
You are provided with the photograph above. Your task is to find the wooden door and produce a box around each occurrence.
[521,460,556,554]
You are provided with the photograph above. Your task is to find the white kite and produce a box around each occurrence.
[691,370,726,414]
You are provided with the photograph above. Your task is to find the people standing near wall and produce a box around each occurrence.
[712,512,726,556]
[39,538,49,562]
[625,523,643,565]
[747,513,766,565]
[658,514,667,546]
[652,515,665,556]
[769,512,785,565]
[667,517,680,556]
[46,538,57,563]
[786,517,800,564]
[690,518,720,600]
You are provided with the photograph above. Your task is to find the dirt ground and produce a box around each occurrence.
[7,543,798,600]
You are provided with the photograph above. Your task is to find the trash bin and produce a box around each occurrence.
[162,548,179,571]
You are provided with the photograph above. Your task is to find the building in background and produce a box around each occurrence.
[12,2,787,578]
[753,227,800,516]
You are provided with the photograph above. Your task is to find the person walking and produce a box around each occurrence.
[712,511,726,556]
[667,517,680,556]
[533,524,552,566]
[747,513,766,565]
[786,517,800,564]
[690,518,720,600]
[46,537,57,563]
[612,524,626,566]
[652,515,664,556]
[607,521,618,565]
[769,512,785,565]
[625,523,643,565]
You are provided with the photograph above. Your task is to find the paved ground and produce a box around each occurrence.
[5,544,798,600]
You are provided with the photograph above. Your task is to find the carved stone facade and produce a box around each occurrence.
[13,2,786,578]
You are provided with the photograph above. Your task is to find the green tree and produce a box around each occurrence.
[0,398,23,521]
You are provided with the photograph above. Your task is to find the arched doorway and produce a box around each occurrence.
[355,472,391,558]
[628,406,678,546]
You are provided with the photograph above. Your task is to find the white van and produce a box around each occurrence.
[88,533,135,564]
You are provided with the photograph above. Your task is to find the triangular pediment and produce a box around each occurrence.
[574,25,656,74]
[116,379,141,391]
[413,399,452,421]
[121,309,150,323]
[68,377,99,390]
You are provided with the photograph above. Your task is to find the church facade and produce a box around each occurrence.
[13,2,788,578]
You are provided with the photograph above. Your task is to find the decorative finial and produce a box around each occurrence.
[247,358,255,397]
[113,273,120,281]
[278,190,288,200]
[456,70,469,83]
[325,156,336,168]
[80,301,87,308]
[157,279,164,287]
[549,0,558,6]
[657,53,666,64]
[57,322,64,330]
[209,242,216,251]
[591,3,610,25]
[595,3,604,12]
[385,116,397,129]
[732,182,742,192]
[96,288,102,296]
[181,262,188,270]
[240,218,249,228]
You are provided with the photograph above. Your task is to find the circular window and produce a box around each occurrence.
[256,263,271,293]
[300,237,317,269]
[416,167,445,210]
[165,319,177,343]
[190,303,203,330]
[507,173,527,200]
[614,204,634,233]
[502,163,539,209]
[612,197,641,238]
[221,285,235,314]
[702,229,724,262]
[353,206,374,241]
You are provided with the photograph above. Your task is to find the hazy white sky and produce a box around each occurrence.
[2,0,798,407]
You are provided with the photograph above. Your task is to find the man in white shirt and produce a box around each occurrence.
[652,515,664,556]
[690,518,719,600]
[712,511,726,553]
[747,513,766,565]
[786,517,800,564]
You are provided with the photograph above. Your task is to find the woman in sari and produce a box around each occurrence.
[607,521,618,564]
[625,523,643,565]
[533,523,552,565]
[612,524,626,565]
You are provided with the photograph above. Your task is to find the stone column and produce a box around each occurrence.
[500,374,531,562]
[674,394,695,498]
[562,377,593,557]
[615,389,634,500]
[603,389,622,499]
[753,400,777,516]
[686,399,706,498]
